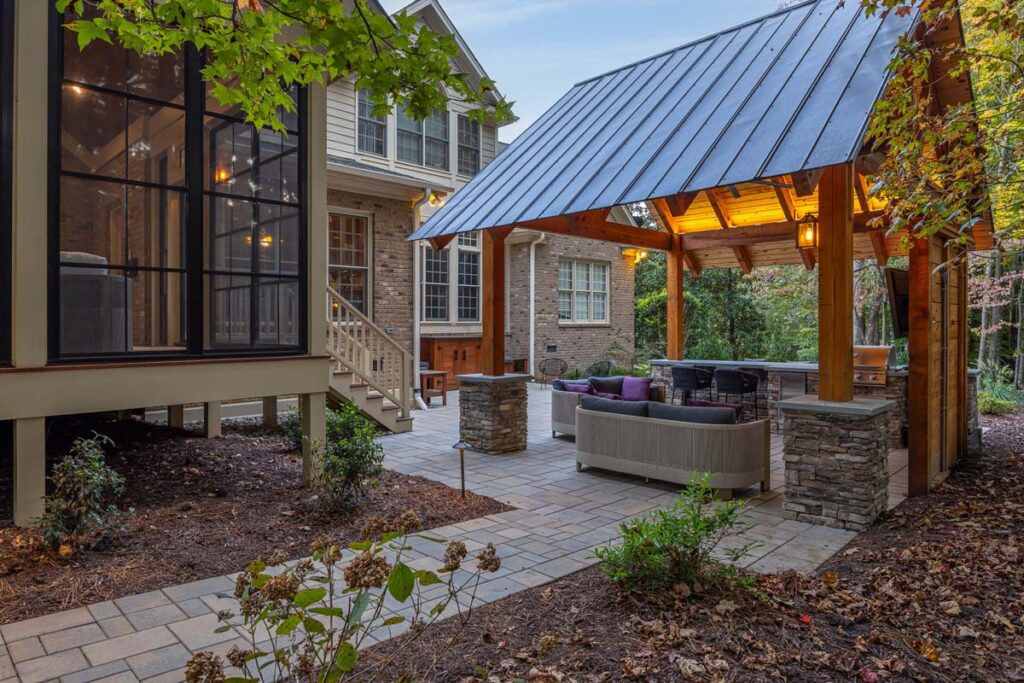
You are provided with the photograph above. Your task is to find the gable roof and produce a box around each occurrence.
[409,0,917,242]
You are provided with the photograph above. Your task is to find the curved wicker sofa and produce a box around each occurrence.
[551,383,665,437]
[575,406,771,497]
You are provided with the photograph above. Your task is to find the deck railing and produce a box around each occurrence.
[326,285,413,420]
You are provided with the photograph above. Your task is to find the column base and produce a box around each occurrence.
[456,374,530,454]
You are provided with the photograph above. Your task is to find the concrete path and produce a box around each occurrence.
[0,384,908,682]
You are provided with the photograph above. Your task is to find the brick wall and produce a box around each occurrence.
[327,189,416,355]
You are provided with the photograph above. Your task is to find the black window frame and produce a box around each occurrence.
[47,8,308,363]
[0,0,13,366]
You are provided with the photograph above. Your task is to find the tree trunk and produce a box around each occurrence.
[977,255,993,371]
[986,255,1003,372]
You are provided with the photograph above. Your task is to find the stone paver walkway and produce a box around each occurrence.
[1,384,908,682]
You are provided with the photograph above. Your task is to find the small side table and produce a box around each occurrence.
[420,370,449,407]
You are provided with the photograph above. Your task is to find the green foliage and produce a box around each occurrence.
[313,404,385,512]
[56,0,514,133]
[36,433,129,555]
[595,474,757,593]
[978,391,1018,414]
[979,364,1024,409]
[184,512,502,682]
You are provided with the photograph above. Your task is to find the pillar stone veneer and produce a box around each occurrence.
[457,374,530,454]
[779,396,895,531]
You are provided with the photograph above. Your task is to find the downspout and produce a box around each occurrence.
[528,232,546,378]
[412,188,433,411]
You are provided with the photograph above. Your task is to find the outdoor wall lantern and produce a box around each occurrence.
[621,247,649,264]
[795,213,819,250]
[453,440,470,498]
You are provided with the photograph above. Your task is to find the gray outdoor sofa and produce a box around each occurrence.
[574,396,771,497]
[551,377,665,437]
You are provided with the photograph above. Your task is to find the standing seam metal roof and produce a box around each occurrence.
[408,0,916,241]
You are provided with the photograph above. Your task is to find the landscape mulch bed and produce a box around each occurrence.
[364,412,1024,682]
[0,416,509,625]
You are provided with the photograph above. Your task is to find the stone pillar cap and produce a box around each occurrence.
[456,373,532,384]
[778,394,897,417]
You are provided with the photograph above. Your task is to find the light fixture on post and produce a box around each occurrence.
[453,440,470,497]
[621,247,649,265]
[795,213,819,250]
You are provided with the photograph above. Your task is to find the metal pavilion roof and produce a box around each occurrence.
[409,0,916,242]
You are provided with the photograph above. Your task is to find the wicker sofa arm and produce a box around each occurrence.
[551,389,584,436]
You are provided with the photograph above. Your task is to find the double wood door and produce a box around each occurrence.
[422,337,481,387]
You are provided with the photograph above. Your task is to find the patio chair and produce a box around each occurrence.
[538,358,568,388]
[670,366,713,404]
[714,368,761,420]
[584,360,613,377]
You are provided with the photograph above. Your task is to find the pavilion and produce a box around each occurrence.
[408,0,994,522]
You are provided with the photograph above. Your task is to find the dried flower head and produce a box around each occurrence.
[267,549,290,567]
[344,551,391,589]
[394,510,422,534]
[360,514,391,539]
[442,540,468,572]
[233,572,253,600]
[477,543,501,573]
[239,593,266,620]
[185,652,226,683]
[310,536,342,565]
[225,646,252,670]
[260,573,301,602]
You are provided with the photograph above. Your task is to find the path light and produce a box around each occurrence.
[795,213,819,250]
[453,440,470,498]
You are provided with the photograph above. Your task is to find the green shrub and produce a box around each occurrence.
[978,390,1018,415]
[36,433,129,555]
[312,403,385,512]
[595,474,756,592]
[280,403,382,450]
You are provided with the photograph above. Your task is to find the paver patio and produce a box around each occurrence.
[0,384,909,682]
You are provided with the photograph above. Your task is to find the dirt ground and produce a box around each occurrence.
[0,416,509,624]
[362,412,1024,682]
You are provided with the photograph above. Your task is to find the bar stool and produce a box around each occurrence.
[715,368,760,419]
[670,366,713,404]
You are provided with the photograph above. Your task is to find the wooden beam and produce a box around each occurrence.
[854,173,871,214]
[522,211,674,251]
[682,250,702,278]
[869,229,889,266]
[792,169,823,197]
[817,164,854,403]
[650,199,680,234]
[908,234,940,496]
[428,235,455,251]
[481,228,512,376]
[799,248,816,271]
[705,189,733,228]
[677,212,885,250]
[774,181,796,221]
[665,192,697,219]
[732,246,753,274]
[667,235,685,360]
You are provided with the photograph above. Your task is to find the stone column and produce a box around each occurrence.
[779,396,895,531]
[457,374,530,454]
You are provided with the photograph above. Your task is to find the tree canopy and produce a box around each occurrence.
[57,0,514,131]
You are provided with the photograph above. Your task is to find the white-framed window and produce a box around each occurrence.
[357,89,386,156]
[422,232,482,323]
[558,259,609,323]
[396,105,449,170]
[328,213,370,314]
[457,115,480,176]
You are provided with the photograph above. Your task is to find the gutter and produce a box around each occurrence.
[528,232,546,378]
[411,187,433,411]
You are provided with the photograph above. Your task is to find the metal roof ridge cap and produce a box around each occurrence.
[573,0,821,87]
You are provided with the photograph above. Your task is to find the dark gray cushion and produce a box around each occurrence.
[552,379,589,391]
[589,375,625,394]
[580,395,649,417]
[649,402,736,425]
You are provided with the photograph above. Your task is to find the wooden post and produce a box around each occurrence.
[908,234,941,496]
[817,164,854,402]
[667,234,685,360]
[481,228,511,376]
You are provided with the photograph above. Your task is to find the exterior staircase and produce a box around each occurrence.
[326,286,414,433]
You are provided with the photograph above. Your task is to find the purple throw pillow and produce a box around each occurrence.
[562,383,592,395]
[621,376,653,401]
[594,391,622,400]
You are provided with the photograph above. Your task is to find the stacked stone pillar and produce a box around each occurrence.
[779,396,895,531]
[457,374,530,454]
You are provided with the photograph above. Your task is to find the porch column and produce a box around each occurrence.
[13,417,46,527]
[203,401,222,438]
[907,234,941,496]
[481,228,511,376]
[817,164,854,402]
[300,392,327,483]
[262,396,279,428]
[666,234,685,360]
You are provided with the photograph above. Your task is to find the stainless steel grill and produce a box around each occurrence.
[852,346,894,386]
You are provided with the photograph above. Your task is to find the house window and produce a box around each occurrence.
[457,115,480,176]
[396,105,449,170]
[457,251,480,321]
[558,259,609,323]
[423,248,449,321]
[328,213,369,314]
[53,7,305,359]
[357,89,386,156]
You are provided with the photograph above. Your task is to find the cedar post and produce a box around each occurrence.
[817,164,854,402]
[481,228,511,376]
[666,234,685,359]
[907,234,939,496]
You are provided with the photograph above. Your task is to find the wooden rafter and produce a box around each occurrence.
[773,181,796,221]
[665,192,698,219]
[683,250,702,278]
[678,211,885,250]
[791,169,823,197]
[428,235,455,251]
[705,189,733,228]
[854,173,871,214]
[869,230,889,266]
[799,249,816,271]
[522,211,674,251]
[732,246,753,274]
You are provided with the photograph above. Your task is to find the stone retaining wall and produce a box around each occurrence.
[457,375,529,454]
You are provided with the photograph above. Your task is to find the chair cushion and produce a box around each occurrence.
[580,395,648,417]
[561,383,593,395]
[589,375,625,394]
[593,391,623,400]
[649,402,736,425]
[552,379,589,391]
[621,376,653,401]
[687,398,743,419]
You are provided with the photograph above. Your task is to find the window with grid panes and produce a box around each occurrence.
[423,248,449,321]
[558,259,609,323]
[357,89,386,156]
[457,115,480,175]
[328,214,369,314]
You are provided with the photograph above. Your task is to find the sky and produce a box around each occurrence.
[380,0,785,142]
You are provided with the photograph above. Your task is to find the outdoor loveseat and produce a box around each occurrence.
[574,395,771,497]
[550,376,665,437]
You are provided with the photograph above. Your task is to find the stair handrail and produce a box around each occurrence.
[326,285,413,420]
